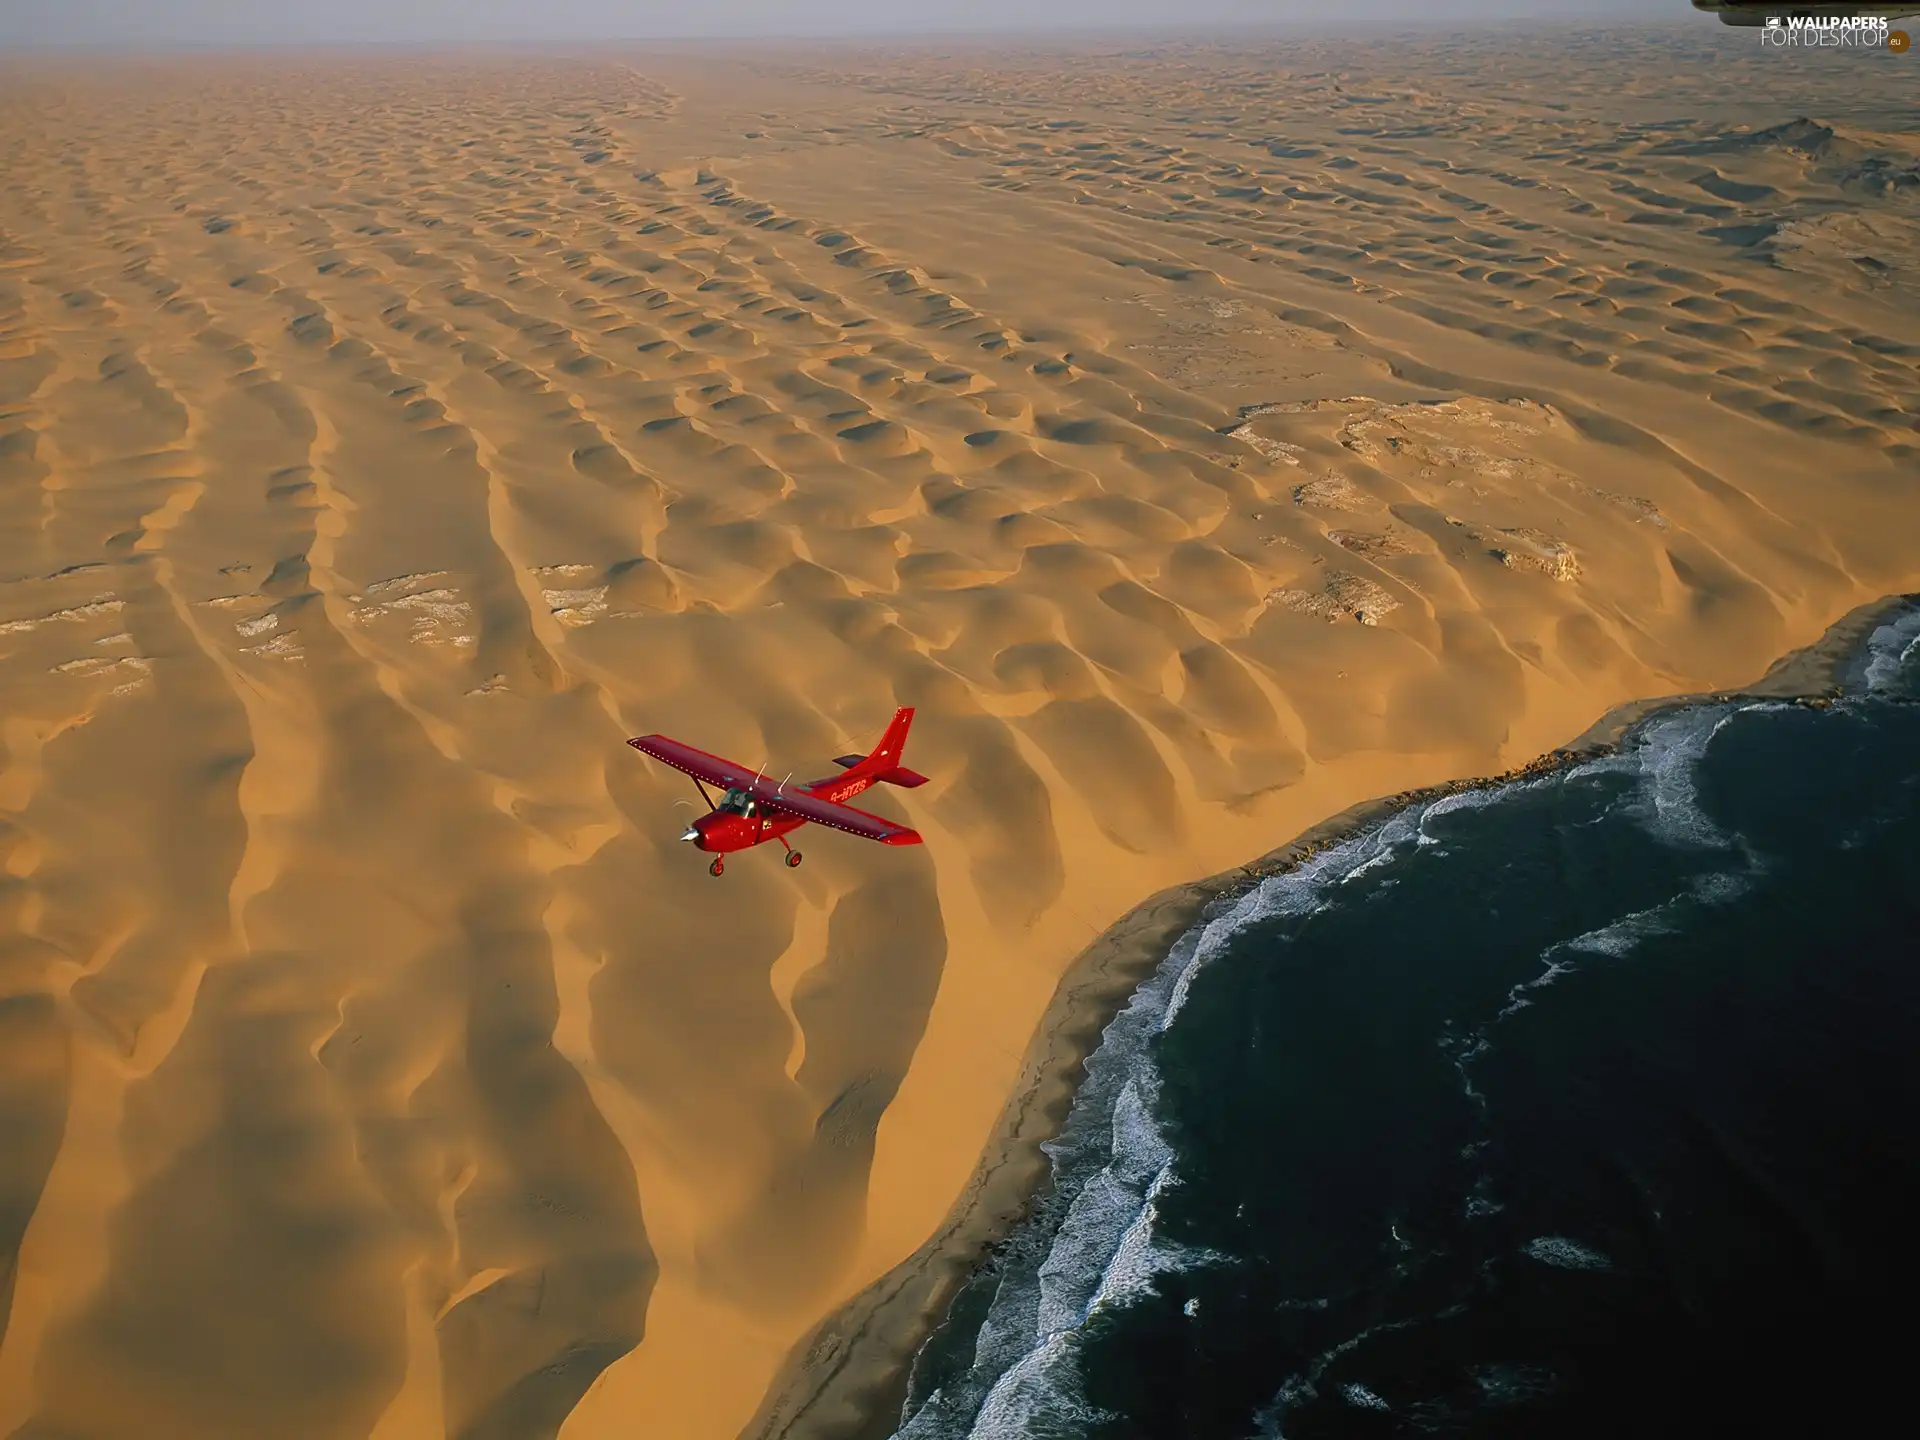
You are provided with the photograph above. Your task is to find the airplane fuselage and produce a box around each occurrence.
[686,772,875,854]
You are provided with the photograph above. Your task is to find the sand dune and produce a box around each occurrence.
[0,26,1915,1440]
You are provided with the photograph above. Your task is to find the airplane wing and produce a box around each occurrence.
[757,785,923,845]
[627,735,762,791]
[628,735,922,845]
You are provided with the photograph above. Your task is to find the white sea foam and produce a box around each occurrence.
[1559,901,1679,959]
[1498,814,1757,1019]
[1417,784,1506,832]
[1862,607,1920,695]
[1471,1363,1559,1405]
[1640,709,1733,845]
[955,1331,1113,1440]
[1689,869,1752,905]
[1254,1314,1426,1435]
[1163,812,1440,1032]
[1337,843,1400,885]
[897,883,1268,1436]
[1576,702,1748,849]
[1035,1168,1144,1337]
[1094,1166,1190,1315]
[1522,1235,1613,1270]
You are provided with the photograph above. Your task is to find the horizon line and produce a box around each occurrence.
[0,14,1705,58]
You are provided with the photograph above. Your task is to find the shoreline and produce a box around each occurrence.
[745,590,1919,1440]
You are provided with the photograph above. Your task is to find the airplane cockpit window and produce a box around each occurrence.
[719,788,756,816]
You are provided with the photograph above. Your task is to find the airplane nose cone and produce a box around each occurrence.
[680,827,700,843]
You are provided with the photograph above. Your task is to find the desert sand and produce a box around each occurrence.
[0,21,1916,1440]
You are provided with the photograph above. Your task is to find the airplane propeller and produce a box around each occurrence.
[682,775,718,839]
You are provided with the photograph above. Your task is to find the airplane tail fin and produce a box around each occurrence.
[831,706,928,787]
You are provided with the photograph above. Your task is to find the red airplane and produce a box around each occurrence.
[628,707,927,876]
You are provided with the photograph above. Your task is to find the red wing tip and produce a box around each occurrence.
[883,831,924,846]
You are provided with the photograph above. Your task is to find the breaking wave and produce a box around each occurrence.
[1860,604,1920,696]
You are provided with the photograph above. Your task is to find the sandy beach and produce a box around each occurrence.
[1,21,1917,1440]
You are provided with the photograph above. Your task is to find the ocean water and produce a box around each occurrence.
[894,605,1920,1440]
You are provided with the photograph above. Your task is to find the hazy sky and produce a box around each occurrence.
[2,0,1681,49]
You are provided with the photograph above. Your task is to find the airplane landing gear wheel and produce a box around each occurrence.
[709,858,725,877]
[785,850,803,868]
